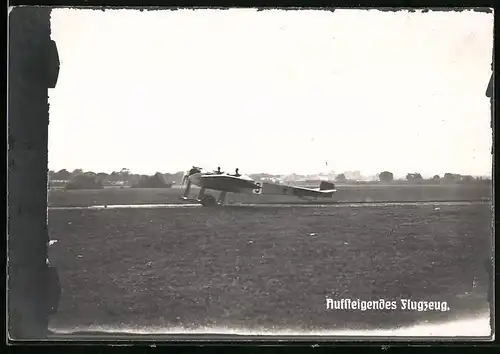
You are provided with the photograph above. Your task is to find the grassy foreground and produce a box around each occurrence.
[48,203,492,333]
[48,184,492,207]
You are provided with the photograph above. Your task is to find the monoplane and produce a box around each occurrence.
[180,166,336,206]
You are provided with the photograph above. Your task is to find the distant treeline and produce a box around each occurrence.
[337,171,491,184]
[49,168,491,190]
[250,171,491,185]
[48,168,184,190]
[371,171,491,184]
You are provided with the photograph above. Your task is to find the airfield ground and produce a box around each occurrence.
[48,201,492,333]
[48,183,492,207]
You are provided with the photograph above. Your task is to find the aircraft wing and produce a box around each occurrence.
[200,174,262,190]
[250,181,336,198]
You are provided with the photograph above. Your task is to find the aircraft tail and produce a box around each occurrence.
[319,181,335,191]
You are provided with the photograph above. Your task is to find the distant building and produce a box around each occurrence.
[343,171,361,181]
[283,174,303,183]
[306,175,329,181]
[319,171,336,180]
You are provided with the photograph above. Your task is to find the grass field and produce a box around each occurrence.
[47,202,492,333]
[48,183,492,207]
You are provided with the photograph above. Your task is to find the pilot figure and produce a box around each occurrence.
[234,168,241,177]
[215,167,222,174]
[189,167,199,176]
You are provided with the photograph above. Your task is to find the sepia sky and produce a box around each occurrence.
[48,8,493,177]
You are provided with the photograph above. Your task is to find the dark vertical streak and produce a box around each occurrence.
[485,69,495,338]
[8,6,59,340]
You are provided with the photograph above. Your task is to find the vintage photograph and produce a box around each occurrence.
[45,8,493,338]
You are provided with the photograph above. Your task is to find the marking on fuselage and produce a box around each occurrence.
[253,182,263,195]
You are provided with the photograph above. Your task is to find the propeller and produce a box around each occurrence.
[181,170,190,189]
[181,166,202,188]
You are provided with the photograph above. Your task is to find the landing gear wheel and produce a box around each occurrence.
[200,195,217,207]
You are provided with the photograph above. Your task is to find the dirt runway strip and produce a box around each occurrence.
[48,200,488,211]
